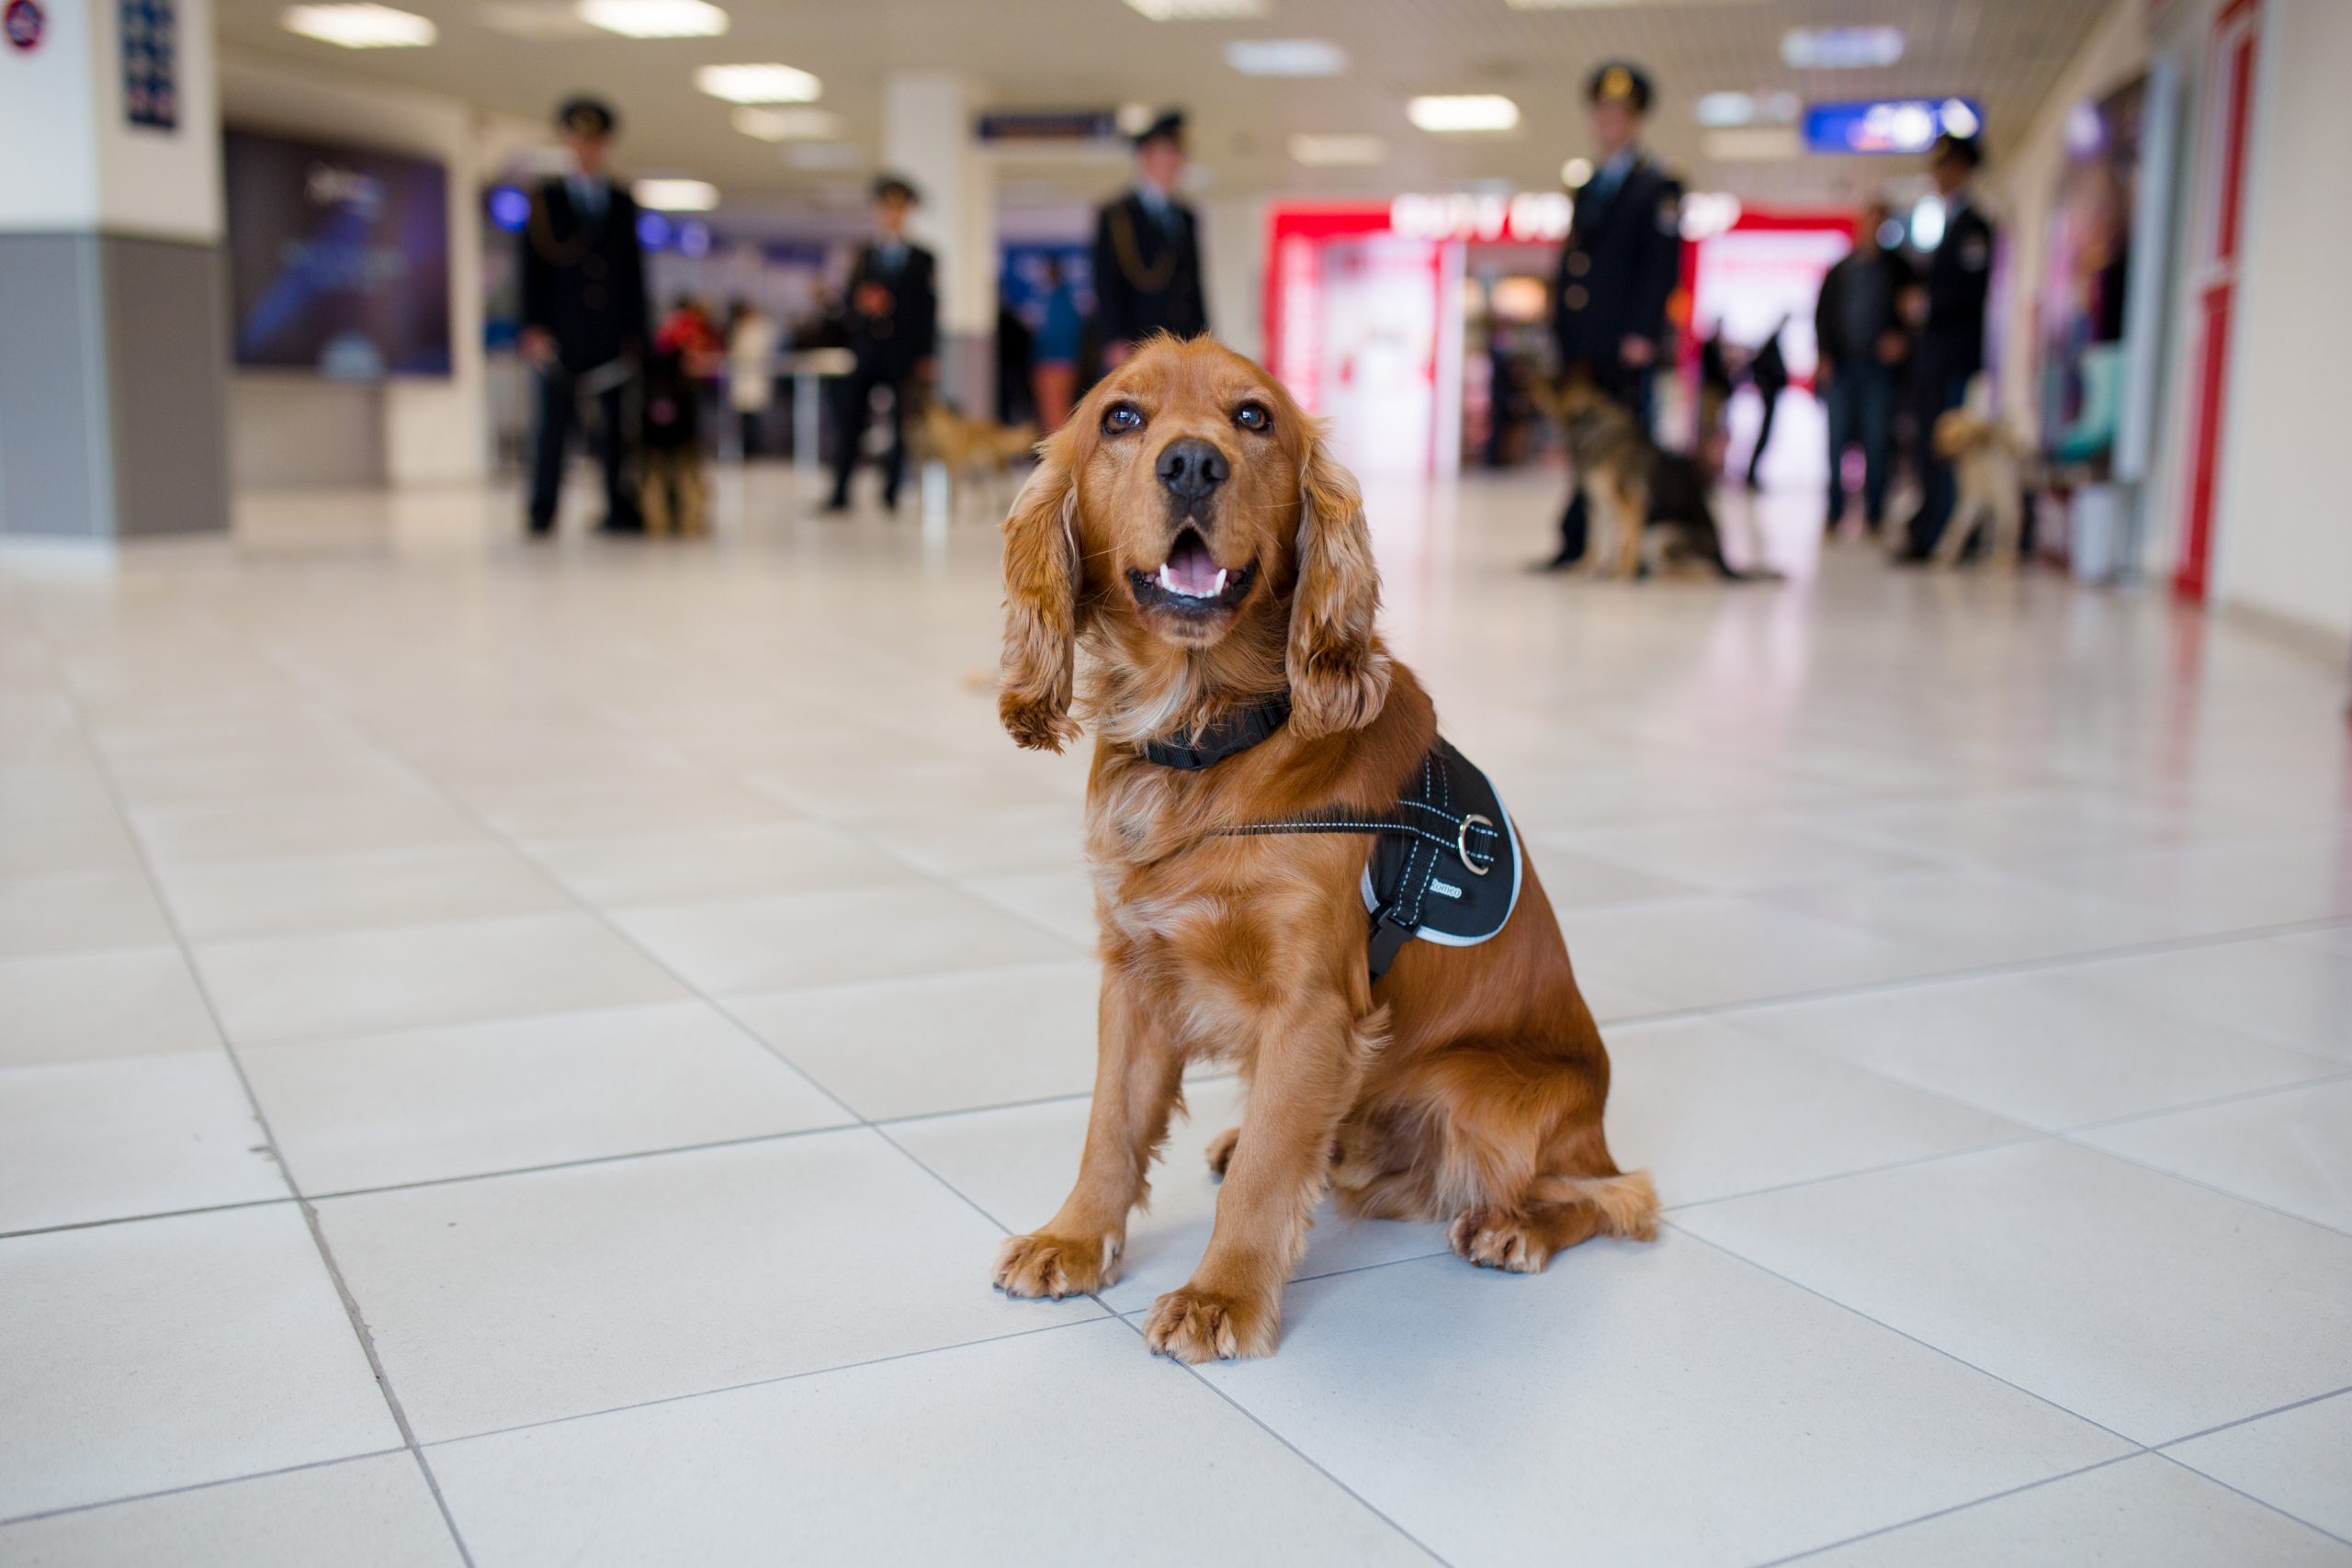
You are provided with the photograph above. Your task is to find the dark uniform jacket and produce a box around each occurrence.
[1092,189,1208,347]
[844,241,938,378]
[1552,153,1683,375]
[1813,247,1917,371]
[1922,199,1994,378]
[520,178,649,373]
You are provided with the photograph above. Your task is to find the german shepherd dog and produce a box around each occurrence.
[1548,374,1774,581]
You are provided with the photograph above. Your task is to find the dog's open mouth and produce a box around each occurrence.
[1128,527,1255,616]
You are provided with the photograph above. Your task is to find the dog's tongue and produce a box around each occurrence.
[1158,530,1225,598]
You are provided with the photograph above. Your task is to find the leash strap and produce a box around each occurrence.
[1206,744,1510,981]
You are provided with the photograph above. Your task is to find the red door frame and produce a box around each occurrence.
[2176,0,2264,602]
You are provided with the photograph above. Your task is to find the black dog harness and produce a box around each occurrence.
[1143,696,1524,980]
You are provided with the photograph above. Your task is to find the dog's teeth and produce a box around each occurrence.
[1158,564,1177,592]
[1212,569,1227,594]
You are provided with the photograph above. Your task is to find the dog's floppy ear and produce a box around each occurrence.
[1288,431,1391,739]
[998,433,1085,752]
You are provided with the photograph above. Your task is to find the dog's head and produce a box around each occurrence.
[1932,409,1992,459]
[997,335,1386,752]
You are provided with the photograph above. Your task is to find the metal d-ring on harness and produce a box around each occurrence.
[1209,742,1519,981]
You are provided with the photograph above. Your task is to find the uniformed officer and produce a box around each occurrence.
[520,96,650,536]
[1539,62,1685,570]
[1900,131,1996,561]
[1091,110,1208,367]
[823,175,938,515]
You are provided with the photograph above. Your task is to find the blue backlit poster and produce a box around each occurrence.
[1804,98,1984,156]
[222,128,453,377]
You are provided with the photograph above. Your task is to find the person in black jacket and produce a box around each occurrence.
[824,175,937,514]
[1901,133,1996,560]
[520,96,650,536]
[1815,203,1917,534]
[1091,110,1208,367]
[1538,63,1685,570]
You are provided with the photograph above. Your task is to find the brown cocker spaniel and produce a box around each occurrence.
[994,335,1655,1363]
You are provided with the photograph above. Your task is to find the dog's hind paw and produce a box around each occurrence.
[993,1231,1119,1301]
[1449,1207,1551,1274]
[1143,1286,1276,1363]
[1204,1127,1239,1179]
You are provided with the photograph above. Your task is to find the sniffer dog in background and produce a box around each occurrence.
[1545,372,1772,581]
[1928,408,2030,570]
[915,396,1037,512]
[993,335,1655,1363]
[639,348,709,538]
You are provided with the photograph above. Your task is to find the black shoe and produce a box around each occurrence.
[594,514,645,536]
[526,517,556,537]
[880,491,901,514]
[819,495,851,516]
[1890,548,1934,568]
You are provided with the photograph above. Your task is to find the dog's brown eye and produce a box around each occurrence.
[1102,402,1144,434]
[1234,403,1272,433]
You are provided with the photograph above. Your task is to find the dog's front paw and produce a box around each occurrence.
[993,1231,1119,1300]
[1143,1286,1277,1363]
[1204,1127,1239,1179]
[1449,1207,1551,1274]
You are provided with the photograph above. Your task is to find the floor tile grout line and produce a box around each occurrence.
[220,649,1125,1332]
[2153,1381,2352,1450]
[1,1194,300,1243]
[1598,910,2352,1036]
[0,1072,1254,1240]
[34,627,481,1568]
[2053,1122,2352,1243]
[1655,1130,2057,1218]
[0,1447,413,1531]
[416,1314,1115,1451]
[1158,1358,1456,1567]
[2055,1066,2352,1139]
[1748,1450,2150,1567]
[2147,1449,2352,1551]
[1660,1222,2154,1454]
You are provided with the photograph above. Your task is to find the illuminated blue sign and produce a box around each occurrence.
[1804,97,1983,155]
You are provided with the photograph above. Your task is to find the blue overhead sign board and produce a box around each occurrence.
[1804,98,1983,155]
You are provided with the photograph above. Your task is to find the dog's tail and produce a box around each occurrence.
[1529,1169,1660,1242]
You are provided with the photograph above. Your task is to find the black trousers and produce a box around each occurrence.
[1906,340,1978,556]
[1745,385,1785,488]
[1553,357,1653,563]
[829,363,910,506]
[528,366,637,533]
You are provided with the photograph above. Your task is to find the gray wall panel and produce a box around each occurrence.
[101,235,232,537]
[0,234,113,539]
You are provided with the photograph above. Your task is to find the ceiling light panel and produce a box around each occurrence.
[1123,0,1265,17]
[1408,95,1521,133]
[633,177,719,210]
[1225,39,1345,75]
[579,0,726,36]
[280,3,435,47]
[694,62,821,103]
[732,106,841,141]
[1289,134,1385,165]
[1781,26,1906,69]
[1702,128,1802,161]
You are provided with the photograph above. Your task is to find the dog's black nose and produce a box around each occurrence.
[1156,439,1228,501]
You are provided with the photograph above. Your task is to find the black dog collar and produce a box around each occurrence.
[1140,692,1294,770]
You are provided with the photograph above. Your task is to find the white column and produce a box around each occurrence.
[882,71,996,415]
[0,0,227,538]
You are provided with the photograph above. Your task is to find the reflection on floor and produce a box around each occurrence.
[4,463,2350,1565]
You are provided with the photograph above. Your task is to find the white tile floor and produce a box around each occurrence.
[3,464,2349,1565]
